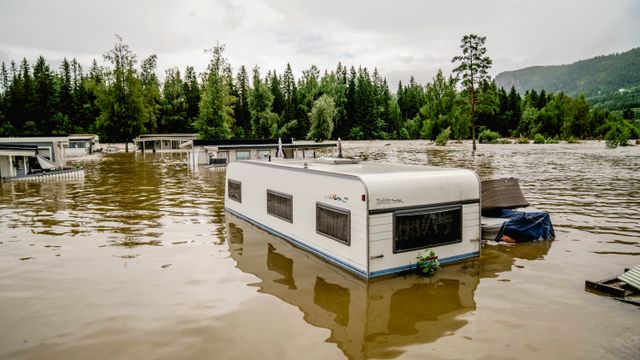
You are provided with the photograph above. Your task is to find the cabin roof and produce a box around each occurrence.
[0,136,69,143]
[194,138,294,146]
[207,143,336,150]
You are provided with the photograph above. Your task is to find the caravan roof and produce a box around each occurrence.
[237,159,480,212]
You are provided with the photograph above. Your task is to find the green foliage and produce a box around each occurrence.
[478,129,501,143]
[603,117,633,147]
[307,94,336,141]
[194,44,235,139]
[347,125,364,140]
[516,137,530,144]
[248,66,278,138]
[96,35,147,146]
[399,127,410,140]
[533,133,547,144]
[416,250,441,277]
[435,127,451,146]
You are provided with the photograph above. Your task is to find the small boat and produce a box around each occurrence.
[224,158,482,279]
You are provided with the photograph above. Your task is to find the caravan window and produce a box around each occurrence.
[393,205,462,253]
[267,190,293,222]
[316,203,350,245]
[228,179,242,203]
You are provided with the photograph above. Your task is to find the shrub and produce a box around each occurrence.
[478,129,501,144]
[565,136,580,144]
[605,125,631,147]
[348,126,364,140]
[399,127,410,140]
[435,127,451,146]
[416,250,440,277]
[533,133,547,144]
[516,137,530,144]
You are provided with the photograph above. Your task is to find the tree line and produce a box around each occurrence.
[0,36,637,145]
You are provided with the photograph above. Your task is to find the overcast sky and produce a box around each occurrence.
[0,0,638,87]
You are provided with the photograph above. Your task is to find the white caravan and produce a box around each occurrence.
[224,159,481,279]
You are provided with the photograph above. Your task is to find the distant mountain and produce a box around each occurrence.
[495,47,640,110]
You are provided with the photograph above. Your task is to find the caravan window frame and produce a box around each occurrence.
[228,179,242,203]
[267,190,293,223]
[316,202,351,245]
[392,204,462,253]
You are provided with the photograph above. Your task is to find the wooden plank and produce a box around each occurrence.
[585,279,627,297]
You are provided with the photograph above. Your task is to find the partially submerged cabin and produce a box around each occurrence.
[225,159,481,279]
[181,138,337,167]
[0,137,83,181]
[66,134,100,157]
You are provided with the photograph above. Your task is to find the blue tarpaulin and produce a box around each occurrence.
[484,209,555,242]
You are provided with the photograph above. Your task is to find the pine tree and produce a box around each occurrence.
[452,34,493,150]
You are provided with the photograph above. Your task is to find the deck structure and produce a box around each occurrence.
[133,134,198,153]
[181,138,337,167]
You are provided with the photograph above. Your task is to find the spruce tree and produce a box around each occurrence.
[248,66,278,138]
[194,44,235,139]
[234,65,251,136]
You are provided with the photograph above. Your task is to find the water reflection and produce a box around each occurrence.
[227,214,481,359]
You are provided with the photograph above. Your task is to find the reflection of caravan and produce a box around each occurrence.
[226,214,479,360]
[225,159,481,278]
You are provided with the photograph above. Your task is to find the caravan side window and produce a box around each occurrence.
[316,203,350,245]
[267,190,293,222]
[228,179,242,203]
[393,205,462,253]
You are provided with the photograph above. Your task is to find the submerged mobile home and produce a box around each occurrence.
[224,159,481,279]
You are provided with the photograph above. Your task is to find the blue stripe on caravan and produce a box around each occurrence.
[369,251,480,278]
[225,207,369,278]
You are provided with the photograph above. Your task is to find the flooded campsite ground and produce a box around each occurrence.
[0,140,638,360]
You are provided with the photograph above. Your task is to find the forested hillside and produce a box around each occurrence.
[495,47,640,110]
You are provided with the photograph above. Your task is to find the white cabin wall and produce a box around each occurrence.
[0,156,12,178]
[226,162,369,275]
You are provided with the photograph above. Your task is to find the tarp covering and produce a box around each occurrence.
[483,209,555,242]
[482,178,530,210]
[36,155,57,170]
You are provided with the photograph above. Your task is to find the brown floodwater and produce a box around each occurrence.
[0,141,638,360]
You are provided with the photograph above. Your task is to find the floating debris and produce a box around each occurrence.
[19,257,35,261]
[161,264,172,268]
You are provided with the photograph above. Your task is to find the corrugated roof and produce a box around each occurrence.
[618,265,640,291]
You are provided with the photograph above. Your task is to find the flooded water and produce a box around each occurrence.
[0,141,638,360]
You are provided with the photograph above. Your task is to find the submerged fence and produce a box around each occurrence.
[8,169,85,182]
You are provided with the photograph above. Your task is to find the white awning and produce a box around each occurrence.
[36,155,57,170]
